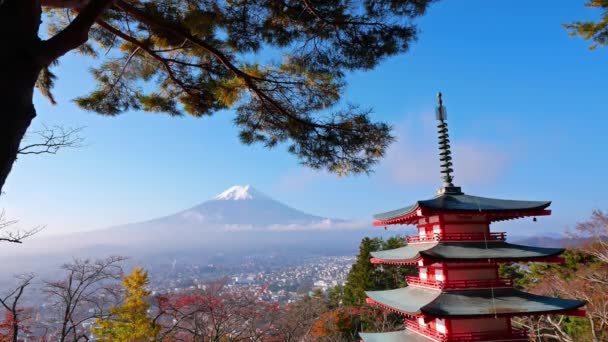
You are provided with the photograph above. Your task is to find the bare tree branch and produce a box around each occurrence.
[18,125,85,156]
[0,210,44,244]
[44,256,126,342]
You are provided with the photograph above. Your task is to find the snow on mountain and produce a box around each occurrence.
[214,185,265,201]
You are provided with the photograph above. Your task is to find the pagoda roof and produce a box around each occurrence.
[366,287,585,318]
[373,193,551,225]
[371,242,564,264]
[367,286,440,315]
[359,330,431,342]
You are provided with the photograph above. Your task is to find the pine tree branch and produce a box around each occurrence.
[95,20,195,97]
[114,0,328,130]
[40,0,115,65]
[302,0,331,29]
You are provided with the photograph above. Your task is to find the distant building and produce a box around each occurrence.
[312,280,328,292]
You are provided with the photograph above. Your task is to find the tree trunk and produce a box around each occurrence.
[0,0,43,196]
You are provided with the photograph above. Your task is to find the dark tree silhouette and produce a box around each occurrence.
[0,0,435,195]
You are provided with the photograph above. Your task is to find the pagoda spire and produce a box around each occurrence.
[436,92,462,195]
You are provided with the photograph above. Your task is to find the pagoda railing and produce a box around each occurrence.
[406,232,506,243]
[404,320,528,342]
[404,320,446,341]
[406,276,514,290]
[448,328,529,342]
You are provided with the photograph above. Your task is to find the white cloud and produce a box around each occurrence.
[215,219,370,232]
[267,218,370,231]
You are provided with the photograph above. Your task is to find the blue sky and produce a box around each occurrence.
[2,0,607,236]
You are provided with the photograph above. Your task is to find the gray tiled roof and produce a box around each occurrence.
[371,243,438,261]
[423,288,585,317]
[359,330,431,342]
[366,287,585,317]
[374,193,551,221]
[366,287,441,314]
[370,242,564,263]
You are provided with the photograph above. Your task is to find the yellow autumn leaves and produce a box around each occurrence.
[92,268,160,342]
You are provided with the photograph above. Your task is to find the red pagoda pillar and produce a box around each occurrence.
[359,93,585,342]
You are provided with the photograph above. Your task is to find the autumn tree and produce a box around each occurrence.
[92,267,160,342]
[309,307,360,341]
[0,0,436,195]
[511,211,608,342]
[273,294,328,342]
[0,275,34,342]
[155,280,283,341]
[564,0,608,49]
[44,256,126,342]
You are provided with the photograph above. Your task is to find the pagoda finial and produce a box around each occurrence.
[435,92,462,195]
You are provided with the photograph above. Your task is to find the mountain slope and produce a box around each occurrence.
[151,185,332,229]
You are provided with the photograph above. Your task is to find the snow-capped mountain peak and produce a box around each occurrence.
[214,185,262,201]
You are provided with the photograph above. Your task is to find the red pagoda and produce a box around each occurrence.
[359,93,586,342]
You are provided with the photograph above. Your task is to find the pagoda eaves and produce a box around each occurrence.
[370,241,565,265]
[373,193,551,226]
[365,287,585,318]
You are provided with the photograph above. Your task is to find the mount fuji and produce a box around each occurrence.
[148,185,340,230]
[0,186,387,279]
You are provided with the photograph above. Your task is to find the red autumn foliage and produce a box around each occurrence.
[310,307,360,339]
[154,281,284,341]
[0,309,33,342]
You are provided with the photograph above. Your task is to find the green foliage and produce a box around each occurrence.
[43,0,436,175]
[564,0,608,49]
[343,236,416,305]
[343,237,382,305]
[327,285,345,309]
[522,249,599,285]
[92,267,160,342]
[497,263,526,289]
[561,316,594,341]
